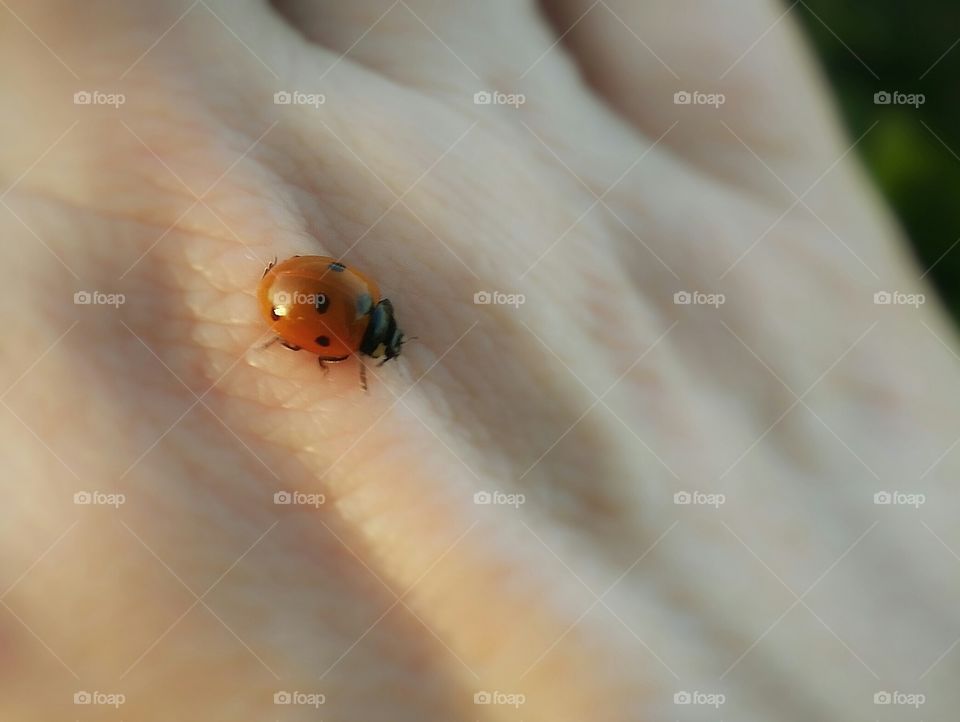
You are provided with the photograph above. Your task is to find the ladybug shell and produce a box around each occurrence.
[258,256,380,359]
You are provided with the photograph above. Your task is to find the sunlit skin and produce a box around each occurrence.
[1,1,959,721]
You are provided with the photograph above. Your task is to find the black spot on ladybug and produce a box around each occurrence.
[316,336,330,347]
[328,262,346,273]
[315,294,329,314]
[356,293,373,316]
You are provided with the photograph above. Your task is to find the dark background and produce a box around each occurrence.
[800,2,960,319]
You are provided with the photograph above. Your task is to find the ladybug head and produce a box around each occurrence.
[360,299,405,363]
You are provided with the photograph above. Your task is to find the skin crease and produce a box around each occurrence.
[0,0,959,719]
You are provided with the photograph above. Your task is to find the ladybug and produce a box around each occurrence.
[258,255,405,389]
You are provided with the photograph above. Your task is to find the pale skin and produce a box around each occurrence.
[1,1,958,720]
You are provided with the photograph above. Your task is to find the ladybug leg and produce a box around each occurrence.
[318,358,330,376]
[359,363,368,391]
[261,256,277,278]
[262,337,300,352]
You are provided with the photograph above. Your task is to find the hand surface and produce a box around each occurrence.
[1,1,958,720]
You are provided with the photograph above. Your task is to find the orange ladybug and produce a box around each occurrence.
[257,255,405,388]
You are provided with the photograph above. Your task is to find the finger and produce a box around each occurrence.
[269,0,551,88]
[540,0,856,197]
[0,0,302,89]
[0,0,381,218]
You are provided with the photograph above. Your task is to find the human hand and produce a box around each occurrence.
[1,1,958,720]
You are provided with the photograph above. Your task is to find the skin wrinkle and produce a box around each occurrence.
[103,388,466,708]
[270,0,548,89]
[3,187,245,252]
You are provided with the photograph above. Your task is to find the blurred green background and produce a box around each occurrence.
[799,2,960,319]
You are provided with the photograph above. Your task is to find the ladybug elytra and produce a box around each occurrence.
[257,255,405,388]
